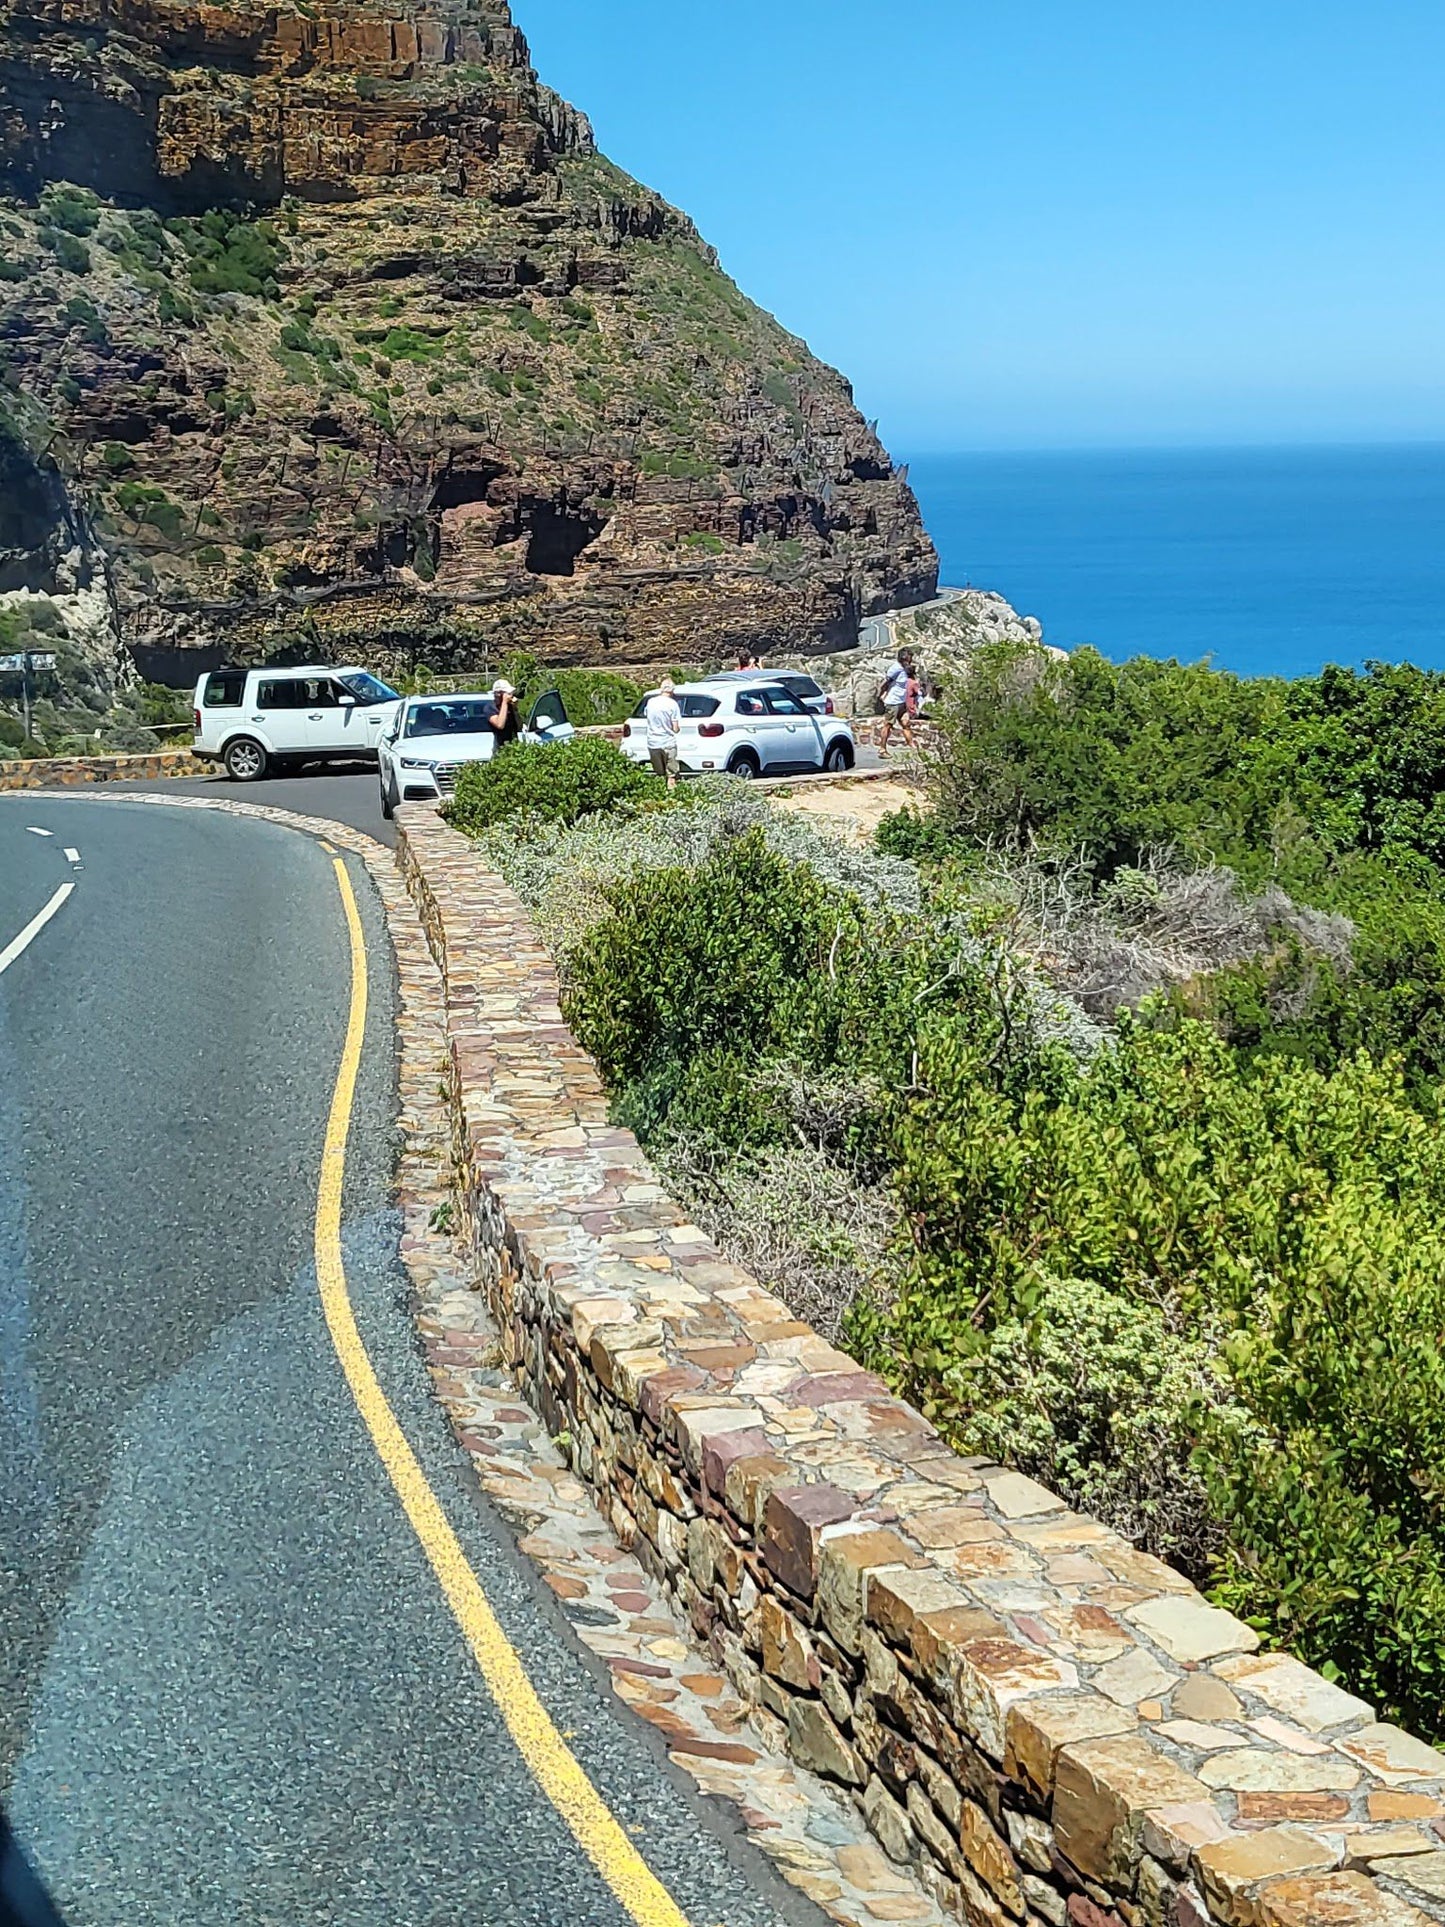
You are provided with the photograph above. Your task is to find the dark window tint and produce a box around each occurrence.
[256,678,303,710]
[780,675,822,699]
[337,671,398,704]
[678,694,719,719]
[529,689,569,730]
[203,670,245,707]
[763,689,808,715]
[406,700,496,737]
[259,675,338,709]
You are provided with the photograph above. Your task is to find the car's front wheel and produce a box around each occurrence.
[823,739,855,773]
[727,747,761,780]
[224,736,267,782]
[380,774,395,820]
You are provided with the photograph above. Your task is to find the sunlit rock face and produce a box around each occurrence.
[0,0,937,682]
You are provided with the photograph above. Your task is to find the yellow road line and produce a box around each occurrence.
[316,855,692,1927]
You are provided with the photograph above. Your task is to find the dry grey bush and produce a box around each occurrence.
[656,1137,896,1341]
[971,847,1355,1021]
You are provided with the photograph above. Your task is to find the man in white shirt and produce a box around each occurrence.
[644,677,682,791]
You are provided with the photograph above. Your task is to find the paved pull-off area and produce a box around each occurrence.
[0,796,826,1927]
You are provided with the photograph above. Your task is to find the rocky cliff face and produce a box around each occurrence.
[0,0,937,686]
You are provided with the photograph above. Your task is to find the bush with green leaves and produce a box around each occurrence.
[949,1275,1246,1578]
[924,642,1445,879]
[848,1012,1445,1735]
[444,735,656,834]
[174,210,283,299]
[495,650,643,729]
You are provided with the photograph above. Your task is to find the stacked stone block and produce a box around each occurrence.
[0,750,208,790]
[396,802,1445,1927]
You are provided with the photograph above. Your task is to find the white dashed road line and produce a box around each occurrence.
[63,847,81,865]
[25,826,52,837]
[0,882,75,978]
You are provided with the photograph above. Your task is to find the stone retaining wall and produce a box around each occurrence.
[0,750,208,790]
[395,801,1445,1927]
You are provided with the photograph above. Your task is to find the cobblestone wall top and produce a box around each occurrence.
[395,800,1445,1927]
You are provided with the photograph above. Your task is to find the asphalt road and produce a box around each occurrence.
[0,795,824,1927]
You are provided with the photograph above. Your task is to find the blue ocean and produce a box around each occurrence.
[904,445,1445,681]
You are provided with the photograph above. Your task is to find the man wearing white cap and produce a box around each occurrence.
[487,677,521,749]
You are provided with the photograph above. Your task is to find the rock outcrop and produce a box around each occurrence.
[804,589,1050,716]
[0,0,938,687]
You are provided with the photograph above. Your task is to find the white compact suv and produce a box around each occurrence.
[620,677,855,779]
[377,688,574,817]
[193,665,401,780]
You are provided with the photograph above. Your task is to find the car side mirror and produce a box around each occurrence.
[339,694,356,706]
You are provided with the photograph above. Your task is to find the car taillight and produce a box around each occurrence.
[622,721,631,737]
[698,723,724,738]
[824,696,834,714]
[193,708,201,730]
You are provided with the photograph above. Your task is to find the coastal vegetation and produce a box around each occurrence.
[445,649,1445,1740]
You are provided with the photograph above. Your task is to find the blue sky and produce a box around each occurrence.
[518,1,1445,452]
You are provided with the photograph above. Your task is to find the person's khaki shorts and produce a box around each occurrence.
[883,702,908,723]
[649,745,679,778]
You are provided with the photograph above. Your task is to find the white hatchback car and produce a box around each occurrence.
[193,664,401,780]
[620,678,855,779]
[378,689,574,817]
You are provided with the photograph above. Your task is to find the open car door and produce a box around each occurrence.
[526,689,575,744]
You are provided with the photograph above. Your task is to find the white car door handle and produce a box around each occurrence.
[308,711,323,720]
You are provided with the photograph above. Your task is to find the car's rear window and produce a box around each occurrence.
[203,670,245,707]
[633,692,719,719]
[782,676,822,698]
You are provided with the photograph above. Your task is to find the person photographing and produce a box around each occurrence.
[486,677,522,749]
[644,677,682,792]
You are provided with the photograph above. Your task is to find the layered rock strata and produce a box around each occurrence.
[396,798,1445,1927]
[0,0,937,686]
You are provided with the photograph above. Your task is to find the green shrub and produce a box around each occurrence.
[565,832,869,1087]
[40,185,99,236]
[855,1012,1445,1735]
[101,442,134,472]
[178,211,283,299]
[377,325,445,362]
[950,1275,1245,1578]
[45,230,90,274]
[445,735,655,836]
[0,712,24,747]
[508,303,551,343]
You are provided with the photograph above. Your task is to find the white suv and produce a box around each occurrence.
[193,665,401,781]
[378,688,575,817]
[620,678,855,779]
